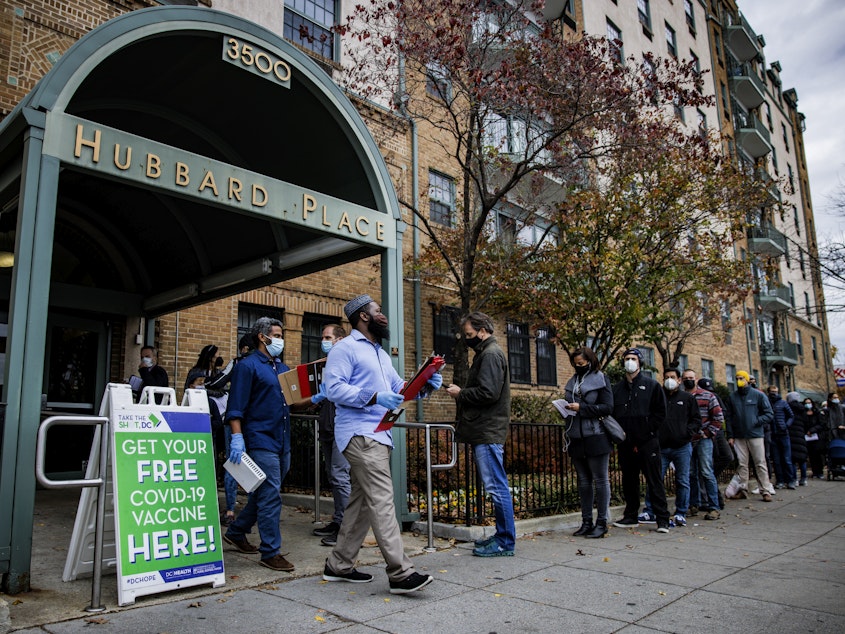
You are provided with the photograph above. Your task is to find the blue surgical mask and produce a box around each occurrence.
[804,403,812,410]
[265,337,284,357]
[321,340,333,354]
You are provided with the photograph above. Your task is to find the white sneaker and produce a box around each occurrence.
[750,487,760,495]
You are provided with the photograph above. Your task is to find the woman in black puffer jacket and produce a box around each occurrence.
[786,392,808,486]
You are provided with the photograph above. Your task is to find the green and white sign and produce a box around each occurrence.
[109,385,225,605]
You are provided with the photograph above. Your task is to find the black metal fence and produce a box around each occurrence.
[285,416,736,526]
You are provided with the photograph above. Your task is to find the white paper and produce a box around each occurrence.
[552,399,577,418]
[805,433,819,442]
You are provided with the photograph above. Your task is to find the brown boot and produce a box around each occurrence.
[259,554,295,571]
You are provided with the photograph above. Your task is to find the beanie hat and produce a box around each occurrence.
[736,371,750,383]
[785,391,802,404]
[622,348,644,364]
[697,377,715,392]
[344,294,374,319]
[184,368,207,391]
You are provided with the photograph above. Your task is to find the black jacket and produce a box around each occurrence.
[612,372,666,448]
[660,388,701,448]
[456,336,511,445]
[788,401,808,463]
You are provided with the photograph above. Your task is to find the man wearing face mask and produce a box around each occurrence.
[311,323,350,546]
[682,369,724,520]
[639,368,700,528]
[222,317,294,572]
[725,371,774,501]
[137,345,169,403]
[322,294,441,594]
[612,348,670,532]
[446,312,514,556]
[827,392,845,441]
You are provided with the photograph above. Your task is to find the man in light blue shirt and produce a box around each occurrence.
[322,294,441,595]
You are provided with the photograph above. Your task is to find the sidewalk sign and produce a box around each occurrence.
[62,383,225,605]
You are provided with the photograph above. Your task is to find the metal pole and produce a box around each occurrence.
[314,418,321,524]
[87,422,110,613]
[424,424,434,551]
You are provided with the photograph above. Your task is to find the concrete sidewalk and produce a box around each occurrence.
[3,479,844,633]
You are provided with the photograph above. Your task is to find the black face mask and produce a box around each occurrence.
[574,364,590,377]
[682,379,696,390]
[466,335,481,349]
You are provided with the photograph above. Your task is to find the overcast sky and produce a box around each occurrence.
[738,0,845,365]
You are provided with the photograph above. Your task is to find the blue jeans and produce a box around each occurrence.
[690,438,721,511]
[226,448,290,560]
[770,433,795,484]
[572,453,610,523]
[473,444,516,551]
[223,427,238,512]
[645,443,692,516]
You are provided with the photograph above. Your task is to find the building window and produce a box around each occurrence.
[787,164,795,192]
[805,291,811,318]
[701,358,714,380]
[795,329,803,357]
[746,307,755,343]
[684,0,696,34]
[690,50,701,91]
[720,81,729,115]
[665,22,677,58]
[673,94,685,122]
[426,62,451,100]
[507,322,531,384]
[607,19,623,64]
[789,282,796,308]
[782,123,790,151]
[535,327,557,386]
[811,336,818,363]
[793,205,801,236]
[799,250,806,279]
[637,0,652,33]
[721,300,732,345]
[725,363,736,392]
[302,313,339,362]
[429,170,455,227]
[697,108,707,140]
[637,346,655,378]
[284,0,336,60]
[677,354,689,372]
[238,303,285,359]
[432,305,461,364]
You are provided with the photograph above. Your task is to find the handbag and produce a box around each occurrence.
[599,415,626,444]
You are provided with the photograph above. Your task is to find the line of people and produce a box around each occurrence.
[561,349,843,536]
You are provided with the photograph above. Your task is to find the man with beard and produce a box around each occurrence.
[321,294,441,595]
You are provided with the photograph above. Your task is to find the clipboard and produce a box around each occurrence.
[374,354,446,432]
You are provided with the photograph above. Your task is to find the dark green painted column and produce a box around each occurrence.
[1,119,59,594]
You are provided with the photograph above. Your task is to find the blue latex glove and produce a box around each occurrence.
[229,433,245,464]
[376,391,404,409]
[311,383,328,404]
[426,372,443,390]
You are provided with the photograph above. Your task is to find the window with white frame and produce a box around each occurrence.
[725,364,736,391]
[665,22,677,57]
[637,346,655,377]
[426,62,451,100]
[607,19,623,64]
[795,329,803,356]
[637,0,652,32]
[811,335,818,363]
[701,358,714,380]
[429,170,455,227]
[284,0,336,60]
[684,0,696,33]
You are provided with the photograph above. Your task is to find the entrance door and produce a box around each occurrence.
[41,316,108,478]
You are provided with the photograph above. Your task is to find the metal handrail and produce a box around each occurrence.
[36,415,110,613]
[393,422,457,551]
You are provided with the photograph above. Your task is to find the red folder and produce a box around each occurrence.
[374,354,446,432]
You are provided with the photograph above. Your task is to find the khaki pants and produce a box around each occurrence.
[326,436,414,581]
[734,437,775,495]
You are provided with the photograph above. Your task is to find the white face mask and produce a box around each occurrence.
[664,378,679,391]
[141,356,154,367]
[833,399,841,404]
[264,336,285,357]
[624,359,639,374]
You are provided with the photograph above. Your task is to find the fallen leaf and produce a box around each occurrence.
[603,557,610,562]
[84,617,109,625]
[576,549,586,556]
[319,580,328,584]
[384,598,390,603]
[12,599,23,605]
[315,616,325,623]
[543,578,557,582]
[188,602,202,608]
[494,593,502,597]
[614,592,621,595]
[658,591,666,596]
[439,570,448,573]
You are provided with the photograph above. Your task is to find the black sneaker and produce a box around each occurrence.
[655,523,670,534]
[389,572,434,595]
[313,522,340,537]
[320,535,337,547]
[612,517,639,528]
[323,562,373,583]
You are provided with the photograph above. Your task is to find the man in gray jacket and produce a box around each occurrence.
[446,312,514,557]
[726,371,775,501]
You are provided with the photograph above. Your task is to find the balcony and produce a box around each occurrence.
[756,284,792,312]
[748,222,787,257]
[728,61,766,110]
[735,111,772,158]
[726,13,760,62]
[760,339,799,367]
[755,168,782,204]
